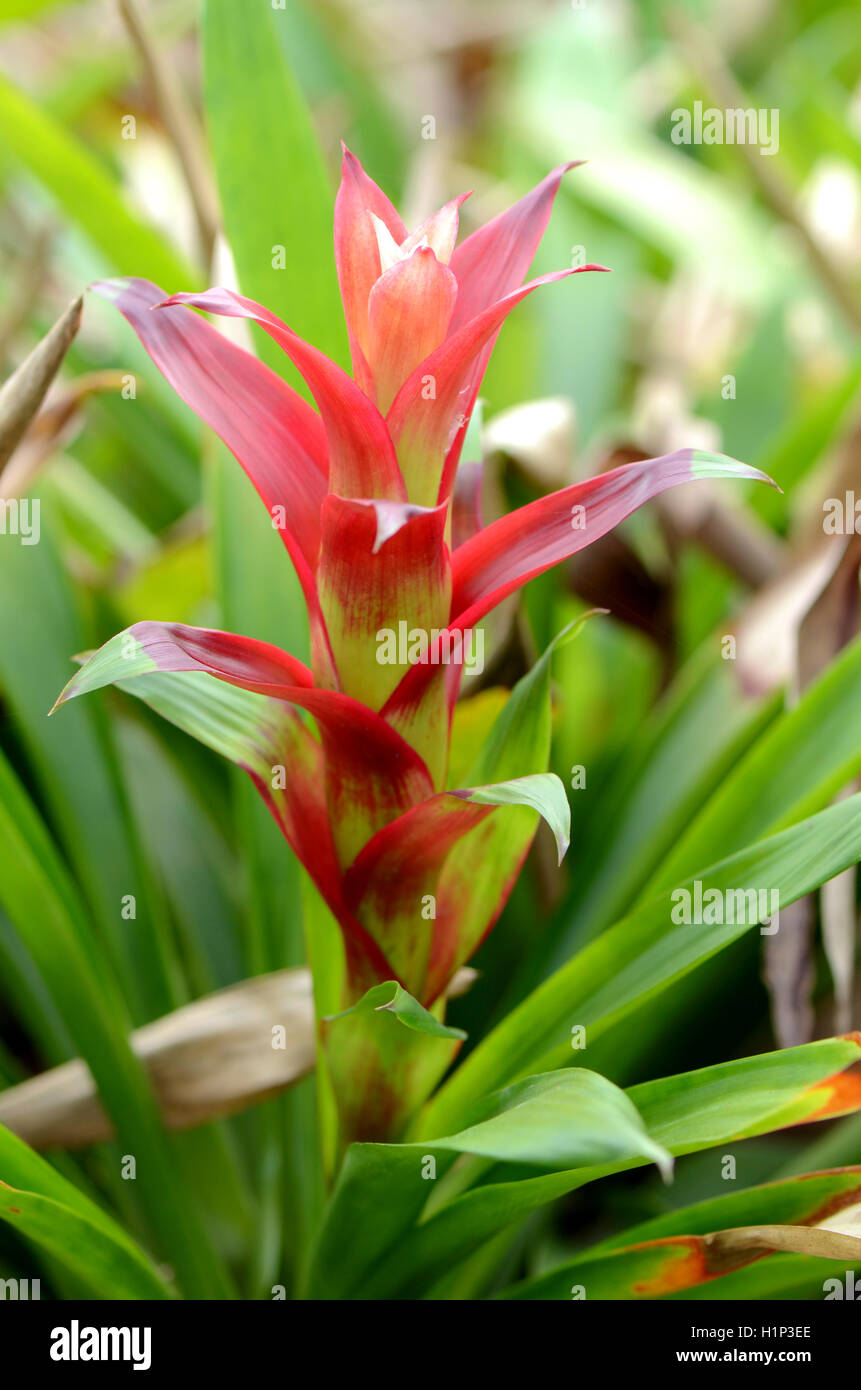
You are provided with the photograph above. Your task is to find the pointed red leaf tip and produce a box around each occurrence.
[387,266,607,506]
[90,278,327,617]
[448,159,587,333]
[335,144,407,393]
[160,287,407,503]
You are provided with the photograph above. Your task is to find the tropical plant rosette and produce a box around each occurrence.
[53,149,769,1148]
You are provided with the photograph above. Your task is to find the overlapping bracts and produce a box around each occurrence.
[56,150,768,1005]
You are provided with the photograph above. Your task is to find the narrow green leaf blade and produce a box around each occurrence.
[0,1125,171,1301]
[203,0,348,379]
[646,636,861,895]
[422,793,861,1136]
[306,1066,668,1298]
[362,1037,861,1299]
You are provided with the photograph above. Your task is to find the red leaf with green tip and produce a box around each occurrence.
[449,449,775,632]
[322,980,465,1147]
[384,450,771,729]
[52,619,314,704]
[53,620,435,874]
[342,774,569,1002]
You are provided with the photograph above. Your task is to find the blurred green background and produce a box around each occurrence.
[0,0,860,1299]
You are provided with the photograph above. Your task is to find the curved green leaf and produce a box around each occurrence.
[306,1065,669,1298]
[422,793,861,1136]
[0,1124,171,1301]
[358,1037,861,1299]
[503,1167,861,1300]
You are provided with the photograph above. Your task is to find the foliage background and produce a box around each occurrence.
[0,0,860,1299]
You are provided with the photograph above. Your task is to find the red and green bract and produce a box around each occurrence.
[56,149,767,1015]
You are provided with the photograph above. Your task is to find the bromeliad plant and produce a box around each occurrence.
[54,149,768,1148]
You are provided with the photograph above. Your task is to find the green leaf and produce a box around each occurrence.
[629,1037,861,1151]
[466,616,595,786]
[645,635,861,895]
[421,792,861,1136]
[461,774,571,864]
[0,1124,171,1300]
[501,1168,861,1300]
[114,718,241,992]
[433,1070,671,1175]
[0,747,232,1298]
[546,647,777,960]
[0,522,179,1020]
[322,982,465,1151]
[359,1037,861,1299]
[71,667,290,782]
[327,982,466,1041]
[305,1066,668,1298]
[202,0,348,382]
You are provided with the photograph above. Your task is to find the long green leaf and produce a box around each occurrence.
[546,647,777,961]
[500,1167,861,1299]
[645,635,861,894]
[0,747,232,1298]
[359,1037,861,1299]
[421,793,861,1136]
[202,0,347,380]
[0,520,179,1020]
[0,1124,171,1300]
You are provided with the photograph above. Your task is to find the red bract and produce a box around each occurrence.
[55,150,769,1020]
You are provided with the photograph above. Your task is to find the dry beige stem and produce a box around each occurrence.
[0,297,82,473]
[0,966,477,1151]
[118,0,220,263]
[0,369,127,502]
